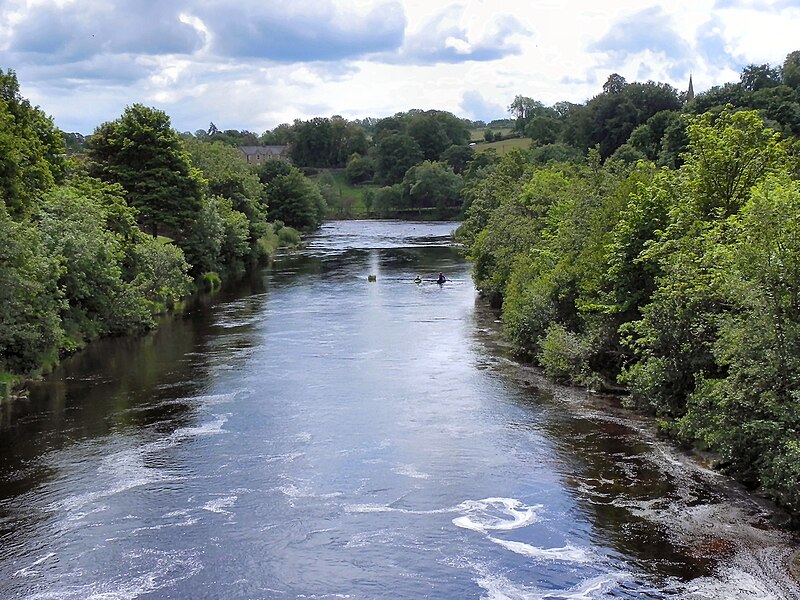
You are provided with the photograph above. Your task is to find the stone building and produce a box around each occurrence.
[237,145,291,165]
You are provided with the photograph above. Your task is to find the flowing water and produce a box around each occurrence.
[1,220,798,599]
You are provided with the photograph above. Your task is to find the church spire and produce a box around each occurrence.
[686,74,695,102]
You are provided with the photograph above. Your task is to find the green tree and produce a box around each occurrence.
[782,50,800,89]
[740,63,782,92]
[258,164,326,231]
[678,176,800,502]
[0,69,65,215]
[681,108,787,217]
[401,161,463,209]
[184,138,268,256]
[440,144,474,174]
[375,133,424,184]
[87,104,204,242]
[0,202,62,374]
[345,153,375,183]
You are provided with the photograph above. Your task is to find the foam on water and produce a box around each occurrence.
[488,538,594,564]
[171,413,229,440]
[392,464,431,479]
[671,547,800,600]
[453,498,541,533]
[202,495,237,515]
[475,572,626,600]
[12,552,57,578]
[45,414,230,518]
[26,549,202,600]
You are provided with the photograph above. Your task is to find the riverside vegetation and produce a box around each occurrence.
[3,52,800,517]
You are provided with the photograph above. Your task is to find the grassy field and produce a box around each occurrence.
[314,170,371,218]
[471,137,532,155]
[469,127,515,142]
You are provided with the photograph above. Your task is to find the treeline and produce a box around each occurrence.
[188,109,476,218]
[0,69,324,388]
[457,53,800,515]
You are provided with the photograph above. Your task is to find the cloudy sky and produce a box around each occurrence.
[1,0,799,135]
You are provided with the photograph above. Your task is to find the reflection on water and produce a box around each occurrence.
[0,220,798,599]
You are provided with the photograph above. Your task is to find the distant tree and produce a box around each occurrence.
[87,104,204,245]
[184,138,269,254]
[782,50,800,89]
[261,123,295,145]
[345,153,375,184]
[62,132,87,154]
[375,133,424,184]
[441,144,474,174]
[256,162,326,230]
[407,113,451,161]
[525,116,561,145]
[528,143,584,166]
[603,73,627,94]
[401,161,463,209]
[740,63,782,92]
[688,83,748,115]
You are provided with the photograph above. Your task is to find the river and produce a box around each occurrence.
[0,220,798,599]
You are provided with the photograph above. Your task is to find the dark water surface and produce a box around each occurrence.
[1,220,799,599]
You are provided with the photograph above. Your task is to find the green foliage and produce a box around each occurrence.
[201,271,222,292]
[184,138,268,250]
[783,50,800,89]
[130,236,192,312]
[372,185,406,216]
[0,69,65,215]
[538,323,591,383]
[0,201,63,374]
[681,108,788,216]
[258,164,326,231]
[676,176,800,506]
[345,153,375,183]
[401,161,463,210]
[37,186,151,345]
[440,144,474,174]
[87,104,203,243]
[289,116,368,168]
[375,133,424,184]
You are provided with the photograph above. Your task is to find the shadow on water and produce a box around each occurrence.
[0,269,270,504]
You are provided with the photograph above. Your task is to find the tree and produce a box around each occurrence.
[257,163,326,231]
[374,133,424,184]
[87,104,203,243]
[345,153,375,184]
[603,73,627,95]
[0,202,62,374]
[440,144,474,174]
[740,63,781,92]
[401,161,463,209]
[0,69,65,215]
[681,108,787,217]
[782,50,800,89]
[184,138,268,255]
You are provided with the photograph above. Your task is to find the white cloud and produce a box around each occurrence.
[4,0,800,134]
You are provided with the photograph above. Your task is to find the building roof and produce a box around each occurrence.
[238,145,288,155]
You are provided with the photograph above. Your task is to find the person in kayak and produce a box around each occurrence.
[414,274,422,284]
[437,272,447,284]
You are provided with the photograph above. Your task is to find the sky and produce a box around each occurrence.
[1,0,799,135]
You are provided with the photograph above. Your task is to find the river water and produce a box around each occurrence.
[1,220,798,599]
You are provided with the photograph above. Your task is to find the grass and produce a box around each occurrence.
[469,127,516,142]
[314,170,372,218]
[472,137,532,155]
